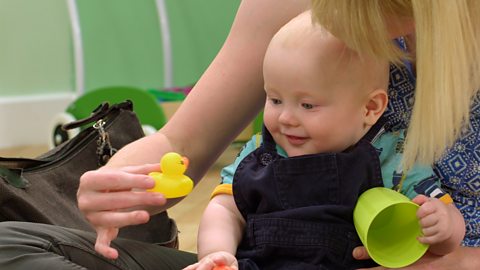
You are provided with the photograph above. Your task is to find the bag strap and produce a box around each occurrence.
[63,100,133,130]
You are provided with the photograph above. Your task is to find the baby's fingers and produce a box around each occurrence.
[418,212,439,228]
[412,194,429,205]
[195,257,217,270]
[418,230,442,245]
[418,221,451,244]
[183,262,200,270]
[416,200,437,219]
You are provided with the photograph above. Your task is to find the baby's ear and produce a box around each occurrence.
[364,89,388,126]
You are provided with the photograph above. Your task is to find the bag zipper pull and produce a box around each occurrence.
[93,119,117,166]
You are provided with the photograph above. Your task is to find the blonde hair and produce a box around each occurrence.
[312,0,480,170]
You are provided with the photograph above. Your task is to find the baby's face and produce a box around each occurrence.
[263,42,369,157]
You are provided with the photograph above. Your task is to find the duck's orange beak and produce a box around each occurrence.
[181,156,189,169]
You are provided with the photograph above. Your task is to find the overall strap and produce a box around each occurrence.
[362,116,387,143]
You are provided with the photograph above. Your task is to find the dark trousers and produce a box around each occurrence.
[0,221,196,270]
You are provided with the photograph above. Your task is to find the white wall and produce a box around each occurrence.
[0,1,73,96]
[0,94,75,148]
[0,0,240,149]
[0,0,75,148]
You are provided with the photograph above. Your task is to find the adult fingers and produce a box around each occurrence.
[78,189,165,213]
[352,246,371,260]
[95,227,119,259]
[120,163,161,174]
[86,209,151,228]
[78,169,155,192]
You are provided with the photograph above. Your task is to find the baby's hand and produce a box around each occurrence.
[183,251,238,270]
[412,195,453,245]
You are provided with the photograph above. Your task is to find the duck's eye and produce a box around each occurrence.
[179,161,184,165]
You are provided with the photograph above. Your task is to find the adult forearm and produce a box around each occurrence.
[421,246,480,270]
[159,0,312,181]
[106,0,311,178]
[105,132,173,168]
[457,246,480,269]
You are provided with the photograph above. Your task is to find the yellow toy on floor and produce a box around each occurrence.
[148,152,193,198]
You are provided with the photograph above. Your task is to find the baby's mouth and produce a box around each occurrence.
[285,134,307,145]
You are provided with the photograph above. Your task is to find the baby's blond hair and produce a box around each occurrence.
[267,11,389,98]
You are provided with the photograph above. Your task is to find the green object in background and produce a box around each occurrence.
[0,0,240,96]
[49,86,176,149]
[77,0,240,92]
[147,88,186,102]
[166,0,240,86]
[353,187,428,268]
[66,86,166,130]
[253,111,264,134]
[76,0,166,91]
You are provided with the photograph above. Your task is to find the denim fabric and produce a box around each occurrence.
[232,125,384,270]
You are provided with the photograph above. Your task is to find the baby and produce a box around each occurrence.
[185,10,465,270]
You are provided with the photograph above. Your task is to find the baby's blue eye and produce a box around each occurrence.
[302,103,314,109]
[270,98,282,105]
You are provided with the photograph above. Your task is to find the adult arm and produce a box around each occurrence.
[77,0,310,259]
[354,246,480,269]
[149,0,309,177]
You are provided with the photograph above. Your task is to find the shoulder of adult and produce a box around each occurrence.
[228,0,310,41]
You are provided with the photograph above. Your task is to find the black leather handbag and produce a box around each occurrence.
[0,100,178,247]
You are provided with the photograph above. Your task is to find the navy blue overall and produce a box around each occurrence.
[232,122,385,270]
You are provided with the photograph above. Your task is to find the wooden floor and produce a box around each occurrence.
[0,144,239,254]
[169,147,238,253]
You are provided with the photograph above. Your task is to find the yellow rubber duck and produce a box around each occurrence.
[147,152,194,198]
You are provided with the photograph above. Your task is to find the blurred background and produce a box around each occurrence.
[0,0,240,148]
[0,0,243,253]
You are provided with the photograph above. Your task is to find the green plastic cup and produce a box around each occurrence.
[353,187,429,268]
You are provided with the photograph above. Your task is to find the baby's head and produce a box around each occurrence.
[263,10,389,157]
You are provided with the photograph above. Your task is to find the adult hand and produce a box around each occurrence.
[353,246,480,269]
[77,163,166,259]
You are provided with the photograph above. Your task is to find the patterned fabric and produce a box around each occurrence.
[385,38,480,246]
